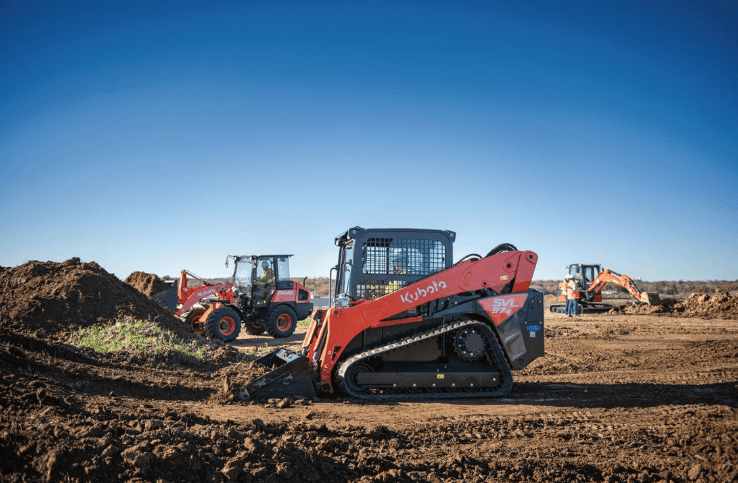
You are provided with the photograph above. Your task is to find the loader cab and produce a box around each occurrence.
[334,227,455,302]
[231,254,293,307]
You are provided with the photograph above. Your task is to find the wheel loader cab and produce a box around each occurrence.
[334,227,456,303]
[233,258,253,293]
[228,254,311,339]
[231,255,292,308]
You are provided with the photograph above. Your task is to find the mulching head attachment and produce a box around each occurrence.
[244,349,317,401]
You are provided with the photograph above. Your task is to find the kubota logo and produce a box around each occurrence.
[400,280,448,304]
[196,287,217,298]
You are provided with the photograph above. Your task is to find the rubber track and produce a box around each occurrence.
[336,317,513,400]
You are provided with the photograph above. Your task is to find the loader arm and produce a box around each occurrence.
[304,249,538,391]
[174,270,235,316]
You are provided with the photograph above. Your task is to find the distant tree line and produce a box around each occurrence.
[200,276,737,300]
[530,279,738,300]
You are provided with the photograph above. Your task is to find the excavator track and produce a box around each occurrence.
[336,317,513,400]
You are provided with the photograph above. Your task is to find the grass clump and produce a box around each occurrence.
[73,318,206,360]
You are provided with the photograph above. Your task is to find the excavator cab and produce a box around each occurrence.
[567,264,602,297]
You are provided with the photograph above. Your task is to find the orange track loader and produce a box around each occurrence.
[245,227,545,400]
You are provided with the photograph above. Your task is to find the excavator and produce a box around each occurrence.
[549,263,662,314]
[244,227,545,400]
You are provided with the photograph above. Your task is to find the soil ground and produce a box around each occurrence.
[1,261,736,482]
[2,312,737,483]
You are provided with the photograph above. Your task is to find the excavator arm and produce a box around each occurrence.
[587,268,661,305]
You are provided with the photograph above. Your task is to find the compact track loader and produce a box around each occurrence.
[245,227,545,400]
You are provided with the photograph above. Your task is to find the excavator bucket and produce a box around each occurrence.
[244,348,317,401]
[641,292,662,305]
[151,280,179,314]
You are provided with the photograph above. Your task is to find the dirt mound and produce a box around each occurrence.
[0,258,193,340]
[124,271,171,296]
[610,297,680,316]
[611,290,738,319]
[678,290,738,318]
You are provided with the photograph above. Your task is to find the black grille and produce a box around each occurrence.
[362,238,446,276]
[356,280,409,300]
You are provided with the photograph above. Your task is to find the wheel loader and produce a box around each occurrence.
[152,255,313,342]
[245,227,545,400]
[549,263,662,314]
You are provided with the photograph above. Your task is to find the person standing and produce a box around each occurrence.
[560,277,570,316]
[566,275,579,317]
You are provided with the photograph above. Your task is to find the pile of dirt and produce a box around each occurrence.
[610,297,680,316]
[0,258,193,341]
[677,290,738,318]
[612,290,738,318]
[124,271,171,296]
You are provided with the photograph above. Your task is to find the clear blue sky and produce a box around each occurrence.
[1,0,737,282]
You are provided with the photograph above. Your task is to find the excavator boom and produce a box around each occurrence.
[588,269,661,305]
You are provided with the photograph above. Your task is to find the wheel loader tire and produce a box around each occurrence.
[243,322,266,335]
[264,306,297,338]
[205,307,241,342]
[184,304,208,335]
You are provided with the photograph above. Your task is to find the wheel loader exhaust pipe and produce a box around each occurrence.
[244,349,317,401]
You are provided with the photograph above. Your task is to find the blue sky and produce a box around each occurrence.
[1,0,737,282]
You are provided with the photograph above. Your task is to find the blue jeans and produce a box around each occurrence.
[566,298,579,316]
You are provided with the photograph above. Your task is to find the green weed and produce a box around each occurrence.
[73,319,206,360]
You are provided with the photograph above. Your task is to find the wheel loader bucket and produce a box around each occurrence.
[151,280,179,314]
[244,348,317,401]
[642,292,662,305]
